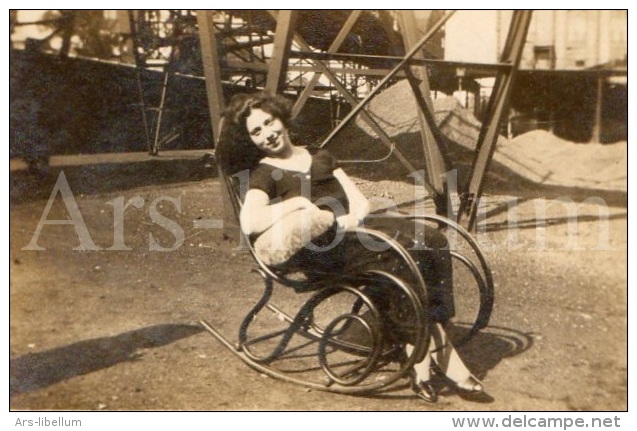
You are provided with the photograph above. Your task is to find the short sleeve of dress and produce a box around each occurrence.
[311,149,340,180]
[248,165,275,199]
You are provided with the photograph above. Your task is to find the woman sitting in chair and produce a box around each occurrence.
[217,91,483,403]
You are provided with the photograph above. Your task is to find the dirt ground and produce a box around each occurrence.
[8,150,627,411]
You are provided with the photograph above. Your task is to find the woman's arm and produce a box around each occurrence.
[240,189,315,236]
[333,168,370,231]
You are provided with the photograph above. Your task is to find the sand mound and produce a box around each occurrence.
[357,80,477,143]
[497,130,627,192]
[333,79,626,193]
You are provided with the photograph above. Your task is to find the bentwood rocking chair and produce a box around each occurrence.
[199,142,494,396]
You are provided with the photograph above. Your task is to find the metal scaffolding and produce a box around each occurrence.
[130,9,532,231]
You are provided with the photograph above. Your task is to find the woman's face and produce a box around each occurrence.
[245,108,292,157]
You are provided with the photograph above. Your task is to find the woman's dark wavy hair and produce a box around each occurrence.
[216,92,293,175]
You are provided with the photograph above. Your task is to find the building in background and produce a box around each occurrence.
[444,10,627,143]
[445,10,627,70]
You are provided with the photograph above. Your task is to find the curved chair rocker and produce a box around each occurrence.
[200,159,494,397]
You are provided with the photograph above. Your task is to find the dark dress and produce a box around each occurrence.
[248,149,455,324]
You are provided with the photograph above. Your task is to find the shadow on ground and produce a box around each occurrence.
[455,325,534,379]
[10,323,203,397]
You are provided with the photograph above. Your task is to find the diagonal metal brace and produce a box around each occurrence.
[267,10,419,174]
[457,10,533,231]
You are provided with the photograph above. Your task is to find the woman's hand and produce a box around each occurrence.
[333,168,370,223]
[289,196,316,212]
[335,213,361,233]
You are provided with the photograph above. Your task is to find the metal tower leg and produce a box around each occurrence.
[398,10,451,216]
[265,10,297,94]
[197,10,238,240]
[127,10,153,154]
[197,10,226,143]
[457,10,533,231]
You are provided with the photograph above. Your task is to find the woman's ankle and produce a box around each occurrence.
[431,356,471,384]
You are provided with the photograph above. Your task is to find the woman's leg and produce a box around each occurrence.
[408,322,483,402]
[408,323,471,382]
[405,343,431,379]
[405,343,437,402]
[362,217,456,322]
[429,322,483,392]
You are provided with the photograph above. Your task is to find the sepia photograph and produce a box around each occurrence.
[7,5,630,424]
